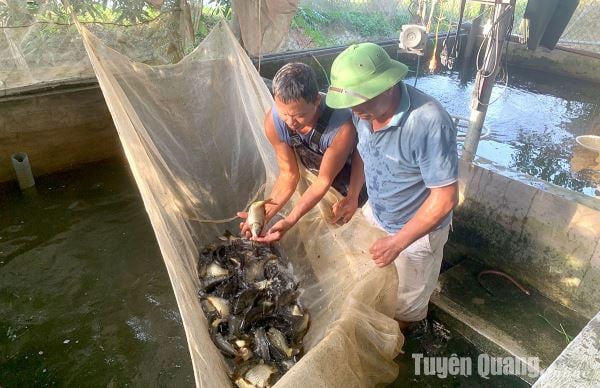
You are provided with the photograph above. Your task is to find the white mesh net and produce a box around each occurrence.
[0,1,93,90]
[3,1,405,385]
[70,15,403,388]
[0,0,299,92]
[233,0,299,57]
[558,0,600,53]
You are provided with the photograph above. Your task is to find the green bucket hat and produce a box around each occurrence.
[326,43,409,109]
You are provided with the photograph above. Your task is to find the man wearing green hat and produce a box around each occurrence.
[327,43,459,329]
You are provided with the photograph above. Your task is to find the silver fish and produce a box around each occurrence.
[238,362,276,388]
[206,296,230,318]
[267,327,296,358]
[198,232,308,386]
[212,332,237,357]
[237,346,253,361]
[247,199,272,239]
[206,262,229,277]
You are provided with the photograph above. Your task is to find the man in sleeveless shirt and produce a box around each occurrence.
[326,43,459,331]
[238,62,366,243]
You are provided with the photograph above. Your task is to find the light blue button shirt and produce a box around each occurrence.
[354,82,458,233]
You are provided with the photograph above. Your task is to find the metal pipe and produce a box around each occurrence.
[11,152,35,190]
[463,0,514,162]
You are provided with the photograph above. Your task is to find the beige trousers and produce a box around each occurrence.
[362,203,449,321]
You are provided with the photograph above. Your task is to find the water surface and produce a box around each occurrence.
[0,158,194,386]
[407,66,600,196]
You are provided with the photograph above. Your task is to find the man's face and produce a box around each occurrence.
[274,94,320,132]
[351,87,393,122]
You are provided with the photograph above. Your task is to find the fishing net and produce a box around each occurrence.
[2,0,403,384]
[233,0,298,57]
[72,16,402,388]
[0,0,296,93]
[0,0,192,92]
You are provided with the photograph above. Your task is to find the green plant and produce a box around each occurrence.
[292,7,333,47]
[208,0,231,18]
[291,5,414,48]
[537,314,573,345]
[330,11,394,37]
[195,9,221,41]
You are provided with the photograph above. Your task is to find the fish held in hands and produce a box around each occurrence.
[247,199,273,239]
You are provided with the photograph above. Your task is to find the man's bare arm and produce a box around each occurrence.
[285,120,356,224]
[395,183,457,246]
[263,109,300,221]
[369,182,459,267]
[331,146,365,223]
[346,147,365,201]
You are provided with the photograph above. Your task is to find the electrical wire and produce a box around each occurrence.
[473,2,515,107]
[311,54,330,87]
[475,3,514,76]
[428,0,445,72]
[449,0,466,60]
[414,55,421,87]
[484,17,514,107]
[440,1,455,70]
[257,0,262,74]
[407,0,420,22]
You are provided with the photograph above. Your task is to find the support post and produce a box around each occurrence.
[463,0,515,162]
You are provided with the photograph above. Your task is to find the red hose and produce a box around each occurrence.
[478,270,530,296]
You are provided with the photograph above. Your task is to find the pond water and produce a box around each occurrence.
[393,318,530,387]
[0,159,194,386]
[406,66,600,197]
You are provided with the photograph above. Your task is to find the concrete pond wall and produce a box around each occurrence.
[507,42,600,85]
[451,157,600,319]
[533,311,600,387]
[256,37,600,86]
[0,83,120,186]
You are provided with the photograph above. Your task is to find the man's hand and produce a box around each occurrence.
[331,195,359,224]
[236,211,252,239]
[369,235,404,267]
[253,218,295,243]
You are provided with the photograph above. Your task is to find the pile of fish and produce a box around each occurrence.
[197,232,310,388]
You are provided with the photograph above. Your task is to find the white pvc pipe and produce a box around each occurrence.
[11,152,35,190]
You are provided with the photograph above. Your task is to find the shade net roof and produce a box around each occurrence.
[0,0,296,92]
